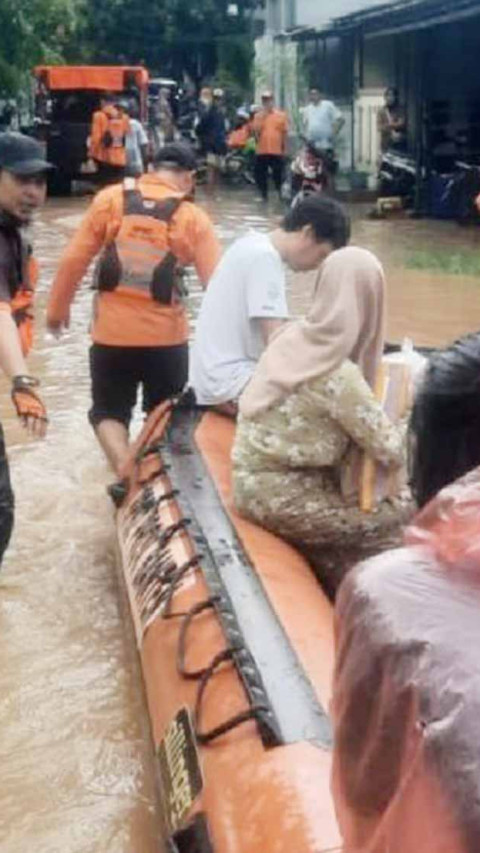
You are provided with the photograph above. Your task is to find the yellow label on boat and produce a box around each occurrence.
[157,707,203,833]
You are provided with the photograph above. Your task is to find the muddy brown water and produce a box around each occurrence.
[2,187,480,852]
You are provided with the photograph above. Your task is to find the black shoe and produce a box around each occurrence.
[106,477,129,508]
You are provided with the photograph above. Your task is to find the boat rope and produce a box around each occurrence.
[177,597,222,678]
[193,647,271,745]
[122,399,282,747]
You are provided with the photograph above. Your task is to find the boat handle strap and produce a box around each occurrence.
[193,647,270,745]
[177,596,222,679]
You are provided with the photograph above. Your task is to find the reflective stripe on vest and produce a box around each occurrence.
[11,255,37,357]
[94,181,185,305]
[107,116,127,149]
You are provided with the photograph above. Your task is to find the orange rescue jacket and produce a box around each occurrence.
[89,106,130,167]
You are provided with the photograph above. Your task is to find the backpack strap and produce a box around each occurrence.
[122,181,185,222]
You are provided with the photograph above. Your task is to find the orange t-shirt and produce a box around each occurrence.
[47,174,221,347]
[254,109,288,155]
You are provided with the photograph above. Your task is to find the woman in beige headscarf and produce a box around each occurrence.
[232,246,412,596]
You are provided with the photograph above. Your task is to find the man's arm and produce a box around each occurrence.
[0,309,28,378]
[259,316,285,344]
[0,308,47,437]
[190,210,222,288]
[47,190,115,331]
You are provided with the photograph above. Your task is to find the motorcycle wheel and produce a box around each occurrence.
[224,155,245,187]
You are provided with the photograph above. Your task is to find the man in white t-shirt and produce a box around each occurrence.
[190,195,350,415]
[118,100,149,177]
[301,88,344,151]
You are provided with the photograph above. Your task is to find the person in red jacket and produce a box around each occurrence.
[332,332,480,853]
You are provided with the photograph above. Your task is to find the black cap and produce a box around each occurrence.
[0,132,54,176]
[154,142,197,171]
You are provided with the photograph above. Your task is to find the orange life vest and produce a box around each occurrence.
[91,107,129,167]
[11,253,37,357]
[94,180,185,305]
[102,114,128,151]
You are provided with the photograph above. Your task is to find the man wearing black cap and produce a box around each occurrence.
[0,132,51,564]
[47,143,220,488]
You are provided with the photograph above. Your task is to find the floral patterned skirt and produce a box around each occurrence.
[233,465,413,597]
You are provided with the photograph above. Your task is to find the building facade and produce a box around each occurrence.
[256,0,480,194]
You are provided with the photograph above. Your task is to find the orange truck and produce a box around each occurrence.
[32,65,149,193]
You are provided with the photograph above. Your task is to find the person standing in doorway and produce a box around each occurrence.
[0,133,50,564]
[253,91,288,202]
[377,88,406,154]
[46,143,221,500]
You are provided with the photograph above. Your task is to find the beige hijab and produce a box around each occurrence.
[239,246,386,418]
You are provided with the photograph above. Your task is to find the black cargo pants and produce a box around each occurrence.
[0,424,14,566]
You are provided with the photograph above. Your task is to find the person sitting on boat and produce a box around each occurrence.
[331,332,480,853]
[46,143,221,490]
[190,195,350,418]
[232,246,412,596]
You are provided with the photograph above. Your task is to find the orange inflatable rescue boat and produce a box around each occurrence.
[116,400,340,852]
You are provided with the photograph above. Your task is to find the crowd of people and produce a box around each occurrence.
[0,103,434,594]
[2,97,480,848]
[84,82,354,202]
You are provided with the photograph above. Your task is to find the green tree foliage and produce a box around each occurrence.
[0,0,81,94]
[0,0,260,98]
[81,0,259,88]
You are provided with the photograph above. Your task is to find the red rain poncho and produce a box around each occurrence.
[332,466,480,853]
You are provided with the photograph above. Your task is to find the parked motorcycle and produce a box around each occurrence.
[285,137,336,206]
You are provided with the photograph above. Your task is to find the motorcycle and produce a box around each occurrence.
[222,148,255,187]
[285,136,335,206]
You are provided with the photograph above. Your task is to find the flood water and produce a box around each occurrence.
[2,186,480,852]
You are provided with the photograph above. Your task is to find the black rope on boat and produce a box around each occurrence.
[135,438,165,463]
[156,489,180,505]
[159,518,191,548]
[193,647,271,745]
[177,597,222,678]
[138,464,171,488]
[161,555,203,618]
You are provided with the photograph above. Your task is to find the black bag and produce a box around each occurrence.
[102,130,113,148]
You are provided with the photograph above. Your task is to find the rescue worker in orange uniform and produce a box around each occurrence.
[0,133,50,564]
[89,93,130,185]
[253,90,289,202]
[47,143,221,496]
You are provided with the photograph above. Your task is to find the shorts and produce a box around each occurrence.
[0,423,14,566]
[89,343,189,428]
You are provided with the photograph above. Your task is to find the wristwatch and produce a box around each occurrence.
[12,375,40,391]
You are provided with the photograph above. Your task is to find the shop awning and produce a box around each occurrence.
[290,0,480,41]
